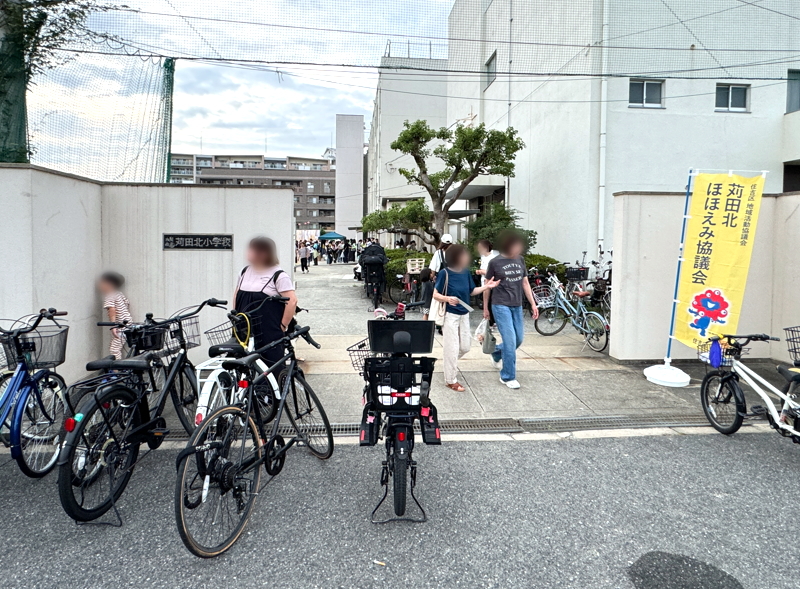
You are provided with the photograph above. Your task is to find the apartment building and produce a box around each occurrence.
[169,153,336,232]
[368,0,799,260]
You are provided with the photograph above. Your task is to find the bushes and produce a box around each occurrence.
[524,254,566,283]
[385,248,432,279]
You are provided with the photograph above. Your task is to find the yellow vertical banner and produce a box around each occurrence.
[674,173,765,349]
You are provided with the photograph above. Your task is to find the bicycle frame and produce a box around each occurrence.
[195,355,278,425]
[730,358,800,437]
[551,286,594,336]
[0,364,61,458]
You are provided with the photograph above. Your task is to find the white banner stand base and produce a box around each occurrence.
[644,359,691,388]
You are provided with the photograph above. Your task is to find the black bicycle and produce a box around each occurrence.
[348,302,441,522]
[56,298,225,524]
[175,324,333,558]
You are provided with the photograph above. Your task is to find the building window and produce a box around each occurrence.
[311,210,318,217]
[307,182,314,192]
[788,71,800,114]
[323,181,331,193]
[293,196,300,203]
[308,196,318,204]
[295,210,303,217]
[629,79,663,108]
[716,84,749,112]
[484,52,497,91]
[274,180,282,186]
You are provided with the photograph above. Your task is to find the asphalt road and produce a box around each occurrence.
[0,432,797,589]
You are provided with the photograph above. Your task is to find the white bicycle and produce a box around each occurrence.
[194,311,280,427]
[698,329,800,439]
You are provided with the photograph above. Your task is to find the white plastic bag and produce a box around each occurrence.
[474,318,488,342]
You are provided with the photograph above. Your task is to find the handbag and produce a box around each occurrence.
[431,270,449,327]
[481,318,496,354]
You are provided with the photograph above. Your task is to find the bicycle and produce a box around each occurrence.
[698,330,800,439]
[364,263,386,311]
[175,324,333,558]
[0,308,69,477]
[586,245,613,322]
[56,298,224,524]
[194,299,283,427]
[534,269,610,352]
[347,301,440,522]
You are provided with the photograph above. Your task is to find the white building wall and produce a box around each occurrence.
[443,0,798,261]
[0,164,294,379]
[335,114,365,238]
[610,191,796,363]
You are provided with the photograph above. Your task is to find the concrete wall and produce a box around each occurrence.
[0,164,294,379]
[610,190,797,363]
[0,166,103,380]
[335,114,365,239]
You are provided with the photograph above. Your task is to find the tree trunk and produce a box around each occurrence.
[0,3,30,163]
[432,202,447,246]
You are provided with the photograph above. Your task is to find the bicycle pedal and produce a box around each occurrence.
[749,405,768,417]
[150,427,170,437]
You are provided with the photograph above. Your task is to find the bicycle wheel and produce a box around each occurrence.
[534,306,569,336]
[175,405,262,558]
[701,371,744,435]
[387,282,406,305]
[393,454,407,516]
[282,371,334,459]
[582,312,609,352]
[57,386,141,522]
[171,362,200,435]
[13,372,67,477]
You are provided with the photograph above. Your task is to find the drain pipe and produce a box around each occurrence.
[597,0,610,251]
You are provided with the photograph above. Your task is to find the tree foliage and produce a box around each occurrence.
[463,203,537,254]
[360,199,437,245]
[388,120,524,245]
[0,0,117,83]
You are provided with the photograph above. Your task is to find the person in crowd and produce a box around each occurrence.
[343,240,351,264]
[98,271,132,360]
[429,233,453,275]
[233,236,297,364]
[312,240,319,266]
[326,243,334,264]
[420,267,434,321]
[433,244,499,392]
[484,232,539,389]
[298,241,309,273]
[475,239,499,286]
[407,240,417,251]
[398,237,405,248]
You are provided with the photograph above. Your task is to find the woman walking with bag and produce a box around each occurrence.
[432,244,499,391]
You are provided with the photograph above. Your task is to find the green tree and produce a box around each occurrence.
[463,203,537,254]
[0,0,115,162]
[388,120,525,245]
[361,198,437,246]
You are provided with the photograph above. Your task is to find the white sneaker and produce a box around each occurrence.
[492,358,502,370]
[501,378,520,389]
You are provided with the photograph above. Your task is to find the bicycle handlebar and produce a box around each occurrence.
[253,325,319,355]
[711,333,780,345]
[0,308,66,335]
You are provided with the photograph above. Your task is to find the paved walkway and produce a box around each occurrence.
[293,263,783,425]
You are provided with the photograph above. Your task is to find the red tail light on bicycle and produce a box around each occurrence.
[64,417,76,432]
[238,380,249,388]
[397,431,406,442]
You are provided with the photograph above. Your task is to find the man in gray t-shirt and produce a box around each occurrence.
[483,235,538,389]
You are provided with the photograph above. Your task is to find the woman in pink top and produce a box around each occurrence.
[233,237,297,363]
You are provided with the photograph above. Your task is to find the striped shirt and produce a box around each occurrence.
[103,291,132,325]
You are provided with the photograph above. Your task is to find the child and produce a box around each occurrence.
[98,271,132,359]
[420,267,434,320]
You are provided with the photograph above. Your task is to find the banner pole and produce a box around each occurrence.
[665,168,695,362]
[643,169,694,387]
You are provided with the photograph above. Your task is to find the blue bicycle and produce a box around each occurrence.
[0,308,70,477]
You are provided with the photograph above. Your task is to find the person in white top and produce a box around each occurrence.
[428,233,453,275]
[475,239,499,286]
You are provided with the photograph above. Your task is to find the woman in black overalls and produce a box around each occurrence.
[233,237,297,364]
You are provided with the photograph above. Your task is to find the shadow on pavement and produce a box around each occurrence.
[627,551,743,589]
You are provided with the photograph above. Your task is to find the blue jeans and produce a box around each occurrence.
[491,304,525,382]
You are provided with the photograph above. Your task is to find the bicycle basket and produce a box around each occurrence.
[0,324,69,370]
[363,356,436,410]
[124,325,167,352]
[165,316,201,353]
[205,315,261,347]
[592,278,608,294]
[532,285,556,308]
[565,267,589,282]
[697,341,749,367]
[347,338,374,375]
[785,326,800,363]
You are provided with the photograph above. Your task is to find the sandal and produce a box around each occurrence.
[446,382,465,392]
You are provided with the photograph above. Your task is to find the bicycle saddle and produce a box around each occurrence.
[221,353,262,371]
[86,356,151,372]
[208,339,248,359]
[777,365,800,384]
